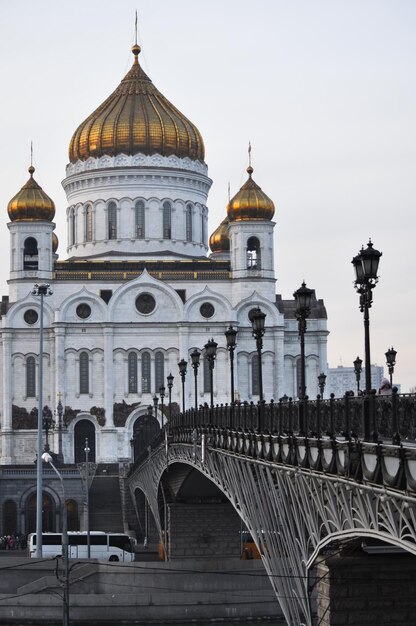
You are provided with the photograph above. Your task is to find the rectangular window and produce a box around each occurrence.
[203,355,211,394]
[80,352,89,394]
[155,352,164,392]
[108,203,117,240]
[26,357,36,398]
[252,356,260,396]
[128,353,138,394]
[142,353,151,393]
[135,202,145,239]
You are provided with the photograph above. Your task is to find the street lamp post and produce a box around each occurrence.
[353,356,363,396]
[153,394,159,424]
[42,407,54,452]
[159,385,165,428]
[33,282,52,558]
[84,438,91,559]
[385,347,397,387]
[225,326,238,406]
[190,349,201,410]
[352,240,382,439]
[167,373,174,421]
[42,452,69,626]
[178,359,187,413]
[294,282,313,434]
[250,309,266,402]
[56,397,64,464]
[204,339,218,408]
[318,372,326,398]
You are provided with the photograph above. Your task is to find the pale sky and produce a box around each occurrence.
[1,0,415,389]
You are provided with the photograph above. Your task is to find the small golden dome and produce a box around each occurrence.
[8,166,55,222]
[52,232,59,253]
[69,44,205,163]
[227,166,275,222]
[209,217,230,253]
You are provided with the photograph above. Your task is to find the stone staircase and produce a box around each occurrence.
[89,464,124,532]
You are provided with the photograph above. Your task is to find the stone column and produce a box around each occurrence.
[1,330,13,463]
[103,328,114,428]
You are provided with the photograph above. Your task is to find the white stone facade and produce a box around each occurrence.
[0,64,329,468]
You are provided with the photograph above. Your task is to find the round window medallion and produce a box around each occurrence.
[76,303,92,319]
[135,293,156,314]
[200,302,215,319]
[24,309,38,325]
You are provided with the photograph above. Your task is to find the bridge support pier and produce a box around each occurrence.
[316,552,416,625]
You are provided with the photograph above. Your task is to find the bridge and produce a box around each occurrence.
[127,390,416,626]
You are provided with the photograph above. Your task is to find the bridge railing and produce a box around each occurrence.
[129,390,416,491]
[169,388,416,444]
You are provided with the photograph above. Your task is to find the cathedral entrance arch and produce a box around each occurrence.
[132,413,160,462]
[26,492,55,534]
[74,419,96,463]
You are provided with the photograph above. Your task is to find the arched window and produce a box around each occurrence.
[155,352,164,392]
[108,201,117,240]
[135,200,145,239]
[26,356,36,397]
[79,352,89,394]
[128,352,138,394]
[23,237,38,270]
[247,236,261,270]
[203,354,211,394]
[185,204,193,242]
[252,355,260,396]
[163,201,172,239]
[141,353,151,393]
[70,209,76,246]
[85,204,93,242]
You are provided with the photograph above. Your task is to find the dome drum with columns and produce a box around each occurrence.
[0,34,328,538]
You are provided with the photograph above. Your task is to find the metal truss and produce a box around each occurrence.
[128,440,416,626]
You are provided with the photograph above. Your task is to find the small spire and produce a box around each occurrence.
[29,141,35,176]
[247,141,253,176]
[132,11,141,63]
[228,181,231,202]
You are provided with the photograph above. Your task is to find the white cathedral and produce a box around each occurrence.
[0,39,328,481]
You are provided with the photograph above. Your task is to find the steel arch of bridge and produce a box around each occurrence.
[128,440,416,626]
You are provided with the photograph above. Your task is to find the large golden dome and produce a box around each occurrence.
[8,166,55,222]
[69,44,205,163]
[209,217,230,253]
[227,166,275,222]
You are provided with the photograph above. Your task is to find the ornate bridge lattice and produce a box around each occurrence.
[128,394,416,626]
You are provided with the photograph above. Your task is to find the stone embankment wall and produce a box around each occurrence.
[0,557,282,624]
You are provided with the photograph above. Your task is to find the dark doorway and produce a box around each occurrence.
[26,492,55,534]
[66,499,79,531]
[74,420,96,463]
[132,414,160,461]
[3,500,17,535]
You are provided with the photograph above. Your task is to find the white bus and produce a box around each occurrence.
[28,531,136,561]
